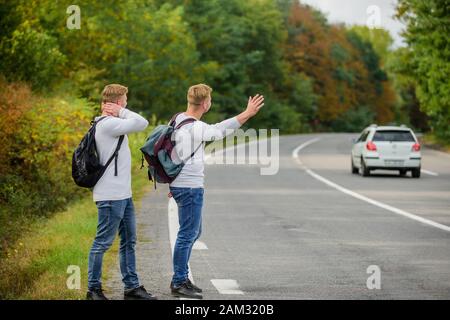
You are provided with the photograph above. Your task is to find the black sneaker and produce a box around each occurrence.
[186,279,203,293]
[171,281,203,299]
[124,285,157,300]
[86,288,108,300]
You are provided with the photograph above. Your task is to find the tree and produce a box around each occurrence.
[161,0,315,131]
[396,0,450,141]
[0,0,65,90]
[31,0,218,119]
[285,2,395,128]
[388,47,429,131]
[348,26,394,66]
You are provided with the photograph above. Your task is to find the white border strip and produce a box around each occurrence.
[292,138,450,233]
[421,169,439,176]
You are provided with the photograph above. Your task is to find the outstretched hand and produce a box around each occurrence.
[245,94,264,117]
[236,94,265,125]
[102,102,122,117]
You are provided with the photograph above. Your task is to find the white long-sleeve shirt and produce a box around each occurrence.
[169,112,242,188]
[93,108,148,202]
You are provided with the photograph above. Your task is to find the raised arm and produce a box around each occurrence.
[101,103,148,136]
[195,117,242,142]
[193,94,265,142]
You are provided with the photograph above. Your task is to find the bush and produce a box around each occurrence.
[0,26,66,90]
[0,78,33,175]
[0,79,96,250]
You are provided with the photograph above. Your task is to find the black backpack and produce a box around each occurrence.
[72,116,124,188]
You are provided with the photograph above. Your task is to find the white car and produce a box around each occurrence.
[351,125,421,178]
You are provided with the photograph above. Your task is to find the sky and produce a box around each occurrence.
[298,0,406,47]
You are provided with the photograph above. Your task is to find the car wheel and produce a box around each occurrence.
[399,170,407,177]
[360,157,370,177]
[412,167,421,178]
[351,157,358,174]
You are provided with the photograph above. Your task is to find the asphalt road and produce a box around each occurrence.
[107,133,450,299]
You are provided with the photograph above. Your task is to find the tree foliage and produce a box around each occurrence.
[285,2,396,130]
[396,0,450,141]
[0,0,441,135]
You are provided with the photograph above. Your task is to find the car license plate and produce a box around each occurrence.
[384,160,404,167]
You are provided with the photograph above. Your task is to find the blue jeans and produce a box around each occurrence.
[169,187,204,287]
[88,198,140,290]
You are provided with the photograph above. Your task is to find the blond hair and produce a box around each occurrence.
[187,84,212,106]
[102,84,128,103]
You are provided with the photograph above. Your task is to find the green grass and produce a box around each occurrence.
[0,129,152,300]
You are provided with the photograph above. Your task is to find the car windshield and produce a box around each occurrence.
[372,130,415,142]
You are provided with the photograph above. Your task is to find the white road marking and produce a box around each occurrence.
[292,138,450,233]
[168,198,178,253]
[211,279,244,295]
[193,241,208,250]
[421,169,439,176]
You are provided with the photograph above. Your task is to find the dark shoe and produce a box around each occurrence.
[124,285,157,300]
[186,279,203,293]
[86,288,108,300]
[171,281,203,299]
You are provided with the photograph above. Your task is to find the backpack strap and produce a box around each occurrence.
[175,118,197,130]
[187,141,204,160]
[140,153,145,169]
[170,113,201,162]
[91,116,108,126]
[104,135,125,176]
[169,112,183,127]
[169,112,198,129]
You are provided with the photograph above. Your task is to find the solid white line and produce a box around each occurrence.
[168,198,178,253]
[211,279,244,295]
[292,138,450,233]
[421,169,439,176]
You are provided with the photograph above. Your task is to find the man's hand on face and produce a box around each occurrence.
[245,94,264,117]
[102,102,123,117]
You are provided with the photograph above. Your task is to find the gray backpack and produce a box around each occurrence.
[140,112,203,188]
